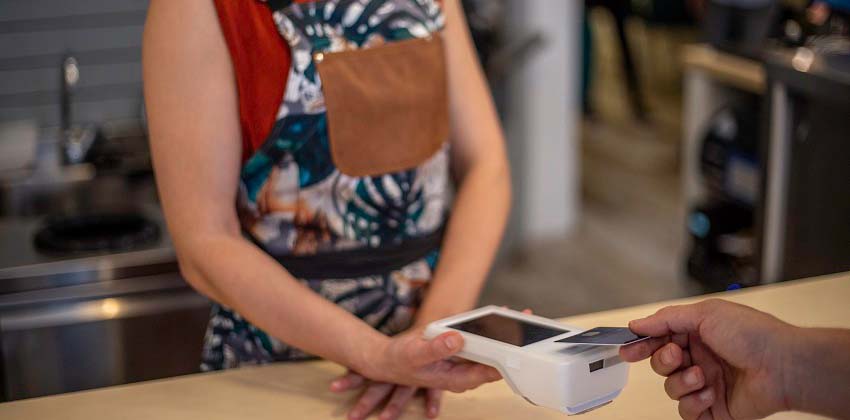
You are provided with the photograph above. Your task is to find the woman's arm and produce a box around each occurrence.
[143,0,386,372]
[143,0,498,391]
[325,3,510,417]
[414,0,512,325]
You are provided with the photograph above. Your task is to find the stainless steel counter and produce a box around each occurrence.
[0,204,211,401]
[0,204,177,295]
[0,211,171,270]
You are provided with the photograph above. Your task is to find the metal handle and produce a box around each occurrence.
[0,291,209,332]
[60,55,79,133]
[63,56,79,88]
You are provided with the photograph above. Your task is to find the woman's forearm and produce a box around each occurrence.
[415,158,511,325]
[413,0,512,326]
[178,232,387,372]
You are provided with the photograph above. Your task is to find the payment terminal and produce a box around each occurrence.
[424,306,630,415]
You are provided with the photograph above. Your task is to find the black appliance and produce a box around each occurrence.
[759,46,850,282]
[704,0,781,57]
[686,105,761,290]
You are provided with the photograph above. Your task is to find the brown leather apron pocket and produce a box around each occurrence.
[316,35,449,177]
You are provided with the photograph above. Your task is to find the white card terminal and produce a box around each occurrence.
[424,306,629,415]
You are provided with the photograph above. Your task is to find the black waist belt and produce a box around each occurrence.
[258,228,444,280]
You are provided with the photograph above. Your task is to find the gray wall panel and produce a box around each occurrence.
[0,26,144,58]
[0,0,149,133]
[1,98,142,127]
[0,63,142,95]
[0,0,148,21]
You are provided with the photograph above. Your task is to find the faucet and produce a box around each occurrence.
[60,54,99,165]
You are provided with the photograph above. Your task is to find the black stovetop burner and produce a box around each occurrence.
[34,212,161,254]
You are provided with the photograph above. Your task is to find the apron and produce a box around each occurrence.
[201,0,451,370]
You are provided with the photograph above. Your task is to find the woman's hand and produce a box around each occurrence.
[330,306,533,420]
[330,371,443,420]
[337,327,500,419]
[337,309,533,419]
[356,328,501,393]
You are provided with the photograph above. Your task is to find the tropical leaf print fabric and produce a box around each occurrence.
[201,0,451,370]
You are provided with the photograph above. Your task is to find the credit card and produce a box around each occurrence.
[556,327,649,346]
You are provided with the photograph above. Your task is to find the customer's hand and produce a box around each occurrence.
[619,299,793,420]
[357,327,501,393]
[330,371,443,420]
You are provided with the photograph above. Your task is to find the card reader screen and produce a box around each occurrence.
[448,314,569,347]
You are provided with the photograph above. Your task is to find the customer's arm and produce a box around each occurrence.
[783,327,850,419]
[143,0,498,392]
[620,299,850,420]
[413,0,511,326]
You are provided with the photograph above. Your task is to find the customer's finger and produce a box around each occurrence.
[680,348,693,369]
[620,336,669,362]
[331,371,366,392]
[629,301,718,337]
[677,387,715,420]
[425,389,442,419]
[696,411,713,420]
[349,383,394,420]
[664,366,705,400]
[672,332,690,349]
[406,332,463,367]
[378,386,417,420]
[650,342,684,376]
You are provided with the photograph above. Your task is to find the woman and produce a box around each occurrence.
[143,0,510,418]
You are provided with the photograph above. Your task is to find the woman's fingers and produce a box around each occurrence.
[440,362,501,392]
[664,366,705,400]
[677,387,715,420]
[378,386,417,420]
[650,342,684,376]
[349,383,394,420]
[425,389,443,419]
[331,371,367,392]
[405,332,463,367]
[391,330,503,392]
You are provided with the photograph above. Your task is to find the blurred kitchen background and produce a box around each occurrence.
[1,0,849,403]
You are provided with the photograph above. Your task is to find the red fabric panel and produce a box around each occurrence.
[213,1,309,159]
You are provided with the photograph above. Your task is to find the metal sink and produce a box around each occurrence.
[0,132,173,293]
[0,122,156,218]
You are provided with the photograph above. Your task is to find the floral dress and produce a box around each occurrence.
[201,0,451,370]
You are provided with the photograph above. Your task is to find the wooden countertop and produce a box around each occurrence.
[3,273,849,420]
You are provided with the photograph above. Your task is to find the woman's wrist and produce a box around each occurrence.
[350,331,391,380]
[413,294,476,329]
